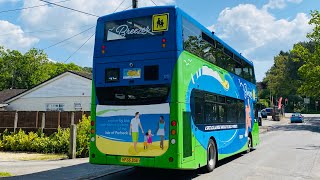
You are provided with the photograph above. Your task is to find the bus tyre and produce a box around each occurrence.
[247,136,252,153]
[204,139,217,172]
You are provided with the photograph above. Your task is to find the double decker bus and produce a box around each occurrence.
[90,6,259,172]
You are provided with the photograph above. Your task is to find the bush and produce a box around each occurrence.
[0,115,91,157]
[76,115,90,157]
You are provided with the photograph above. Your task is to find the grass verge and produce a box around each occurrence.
[18,153,68,161]
[0,172,12,177]
[0,151,68,161]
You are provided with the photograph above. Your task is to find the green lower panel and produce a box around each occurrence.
[252,121,260,147]
[218,143,248,160]
[195,145,207,168]
[181,138,206,169]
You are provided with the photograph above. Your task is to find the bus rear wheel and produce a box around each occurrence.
[203,139,217,172]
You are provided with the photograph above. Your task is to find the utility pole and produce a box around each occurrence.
[132,0,138,8]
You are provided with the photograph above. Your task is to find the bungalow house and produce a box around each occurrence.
[4,71,92,111]
[0,89,26,111]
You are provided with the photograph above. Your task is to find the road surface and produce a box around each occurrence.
[95,117,320,180]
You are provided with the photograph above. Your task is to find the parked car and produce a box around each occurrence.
[290,113,304,123]
[260,109,267,118]
[264,108,272,116]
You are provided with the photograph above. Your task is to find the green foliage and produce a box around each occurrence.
[262,9,320,112]
[290,10,320,99]
[293,102,305,113]
[293,45,320,98]
[0,47,92,91]
[258,99,269,108]
[262,10,320,103]
[263,50,303,98]
[258,88,270,100]
[76,115,91,157]
[0,172,12,177]
[307,10,320,43]
[0,115,91,157]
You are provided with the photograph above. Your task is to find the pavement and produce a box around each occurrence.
[0,158,131,179]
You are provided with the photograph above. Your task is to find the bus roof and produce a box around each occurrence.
[98,5,253,66]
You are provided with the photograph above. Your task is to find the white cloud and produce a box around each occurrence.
[20,0,175,41]
[212,4,311,81]
[263,0,303,10]
[19,0,175,64]
[0,20,39,51]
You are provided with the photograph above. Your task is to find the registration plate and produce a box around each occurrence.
[120,157,140,163]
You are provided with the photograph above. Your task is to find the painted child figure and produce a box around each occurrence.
[144,132,148,149]
[147,129,153,147]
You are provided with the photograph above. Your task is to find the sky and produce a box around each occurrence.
[0,0,319,81]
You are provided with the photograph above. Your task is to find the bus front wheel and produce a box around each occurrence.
[204,139,217,172]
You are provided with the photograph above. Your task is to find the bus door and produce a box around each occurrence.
[182,109,195,163]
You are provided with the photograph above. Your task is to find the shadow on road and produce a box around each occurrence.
[100,151,253,180]
[7,152,252,180]
[295,145,320,151]
[5,162,127,180]
[269,118,320,134]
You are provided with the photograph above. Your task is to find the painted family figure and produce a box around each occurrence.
[129,112,166,152]
[129,112,144,152]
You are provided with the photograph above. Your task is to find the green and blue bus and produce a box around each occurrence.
[90,6,259,172]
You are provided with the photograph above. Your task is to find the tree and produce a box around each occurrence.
[291,10,320,99]
[0,47,92,91]
[0,48,51,89]
[307,10,320,44]
[263,50,302,98]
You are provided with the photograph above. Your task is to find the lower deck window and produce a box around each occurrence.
[191,89,245,125]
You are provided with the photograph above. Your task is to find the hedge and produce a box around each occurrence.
[0,115,90,157]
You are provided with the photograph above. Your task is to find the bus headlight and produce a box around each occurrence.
[91,137,95,142]
[171,139,176,144]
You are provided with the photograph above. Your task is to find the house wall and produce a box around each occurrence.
[6,73,92,111]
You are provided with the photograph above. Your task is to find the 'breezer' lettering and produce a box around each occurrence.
[109,25,152,37]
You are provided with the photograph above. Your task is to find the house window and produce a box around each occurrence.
[46,103,64,111]
[74,103,82,111]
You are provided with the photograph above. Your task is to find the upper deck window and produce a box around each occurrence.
[182,18,256,83]
[105,16,163,41]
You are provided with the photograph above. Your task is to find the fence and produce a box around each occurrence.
[0,111,90,134]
